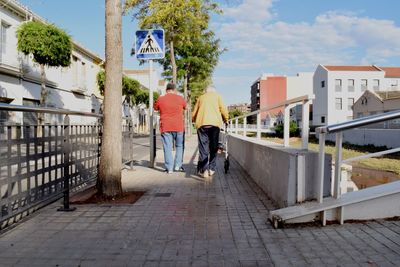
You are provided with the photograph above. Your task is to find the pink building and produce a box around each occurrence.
[251,75,287,120]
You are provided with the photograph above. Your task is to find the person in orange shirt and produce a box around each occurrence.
[192,86,229,178]
[154,83,187,174]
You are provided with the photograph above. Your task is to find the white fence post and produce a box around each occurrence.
[297,155,306,203]
[235,118,238,134]
[334,132,343,199]
[301,100,310,150]
[256,113,261,139]
[317,132,326,203]
[284,104,290,147]
[243,117,247,137]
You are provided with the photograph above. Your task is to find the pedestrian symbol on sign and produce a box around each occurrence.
[139,34,161,53]
[135,29,165,60]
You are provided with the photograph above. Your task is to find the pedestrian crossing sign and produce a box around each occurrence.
[135,29,165,60]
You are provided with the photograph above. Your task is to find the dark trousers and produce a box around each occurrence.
[197,126,220,173]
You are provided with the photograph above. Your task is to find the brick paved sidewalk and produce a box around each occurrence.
[0,136,399,266]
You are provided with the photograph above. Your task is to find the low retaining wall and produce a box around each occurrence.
[228,134,331,208]
[321,128,400,149]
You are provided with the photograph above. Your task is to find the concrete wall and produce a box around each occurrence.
[228,134,331,208]
[322,128,400,149]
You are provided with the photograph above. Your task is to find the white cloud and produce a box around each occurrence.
[215,3,400,75]
[223,0,275,24]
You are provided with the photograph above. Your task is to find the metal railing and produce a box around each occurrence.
[0,103,136,228]
[316,110,400,203]
[228,95,314,149]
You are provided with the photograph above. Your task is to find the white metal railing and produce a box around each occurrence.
[228,95,314,149]
[316,110,400,203]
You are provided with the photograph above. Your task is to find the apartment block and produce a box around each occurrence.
[0,0,103,126]
[250,74,286,122]
[313,65,384,126]
[227,103,250,114]
[250,72,313,125]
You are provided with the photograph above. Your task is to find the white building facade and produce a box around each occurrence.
[0,0,104,126]
[312,65,388,126]
[123,69,166,95]
[286,72,313,99]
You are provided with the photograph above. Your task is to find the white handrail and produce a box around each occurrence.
[316,110,400,203]
[228,94,314,149]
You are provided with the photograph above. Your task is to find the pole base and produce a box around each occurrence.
[57,207,77,212]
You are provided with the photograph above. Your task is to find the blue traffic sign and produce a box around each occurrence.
[135,29,165,60]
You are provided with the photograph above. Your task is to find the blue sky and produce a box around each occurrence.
[19,0,400,105]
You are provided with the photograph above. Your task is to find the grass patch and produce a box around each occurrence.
[262,136,400,176]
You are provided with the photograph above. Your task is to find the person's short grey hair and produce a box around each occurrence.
[205,86,216,93]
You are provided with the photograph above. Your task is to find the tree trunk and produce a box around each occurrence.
[98,0,123,197]
[183,72,188,133]
[170,40,177,84]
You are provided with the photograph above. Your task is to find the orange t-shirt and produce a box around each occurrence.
[154,93,187,133]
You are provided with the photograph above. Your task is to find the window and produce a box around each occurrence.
[373,79,379,91]
[321,116,325,123]
[72,56,79,86]
[391,80,398,90]
[348,98,354,111]
[335,79,342,92]
[357,112,363,118]
[361,79,367,91]
[81,62,86,88]
[348,79,355,92]
[321,81,325,88]
[335,98,342,110]
[0,21,10,60]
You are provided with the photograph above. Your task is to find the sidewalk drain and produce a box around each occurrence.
[154,193,172,197]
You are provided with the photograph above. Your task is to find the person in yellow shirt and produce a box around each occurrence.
[192,86,229,178]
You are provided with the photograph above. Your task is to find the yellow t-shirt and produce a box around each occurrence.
[192,92,229,129]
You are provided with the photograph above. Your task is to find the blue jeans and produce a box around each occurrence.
[161,132,184,171]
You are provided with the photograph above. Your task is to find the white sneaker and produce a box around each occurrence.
[209,170,215,176]
[198,171,209,178]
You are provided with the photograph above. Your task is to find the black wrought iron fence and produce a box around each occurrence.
[0,103,136,229]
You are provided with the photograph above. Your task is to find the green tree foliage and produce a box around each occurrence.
[16,21,72,107]
[97,70,158,107]
[162,31,224,102]
[274,121,300,137]
[229,109,244,124]
[125,0,220,84]
[135,90,159,107]
[17,21,72,67]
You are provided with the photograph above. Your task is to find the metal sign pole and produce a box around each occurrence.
[135,29,164,168]
[149,59,155,168]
